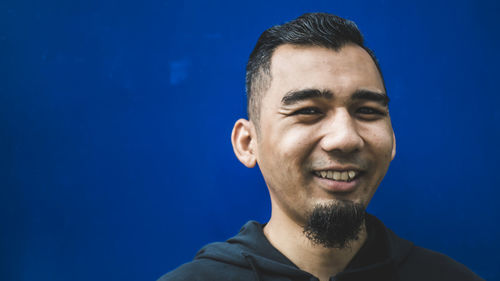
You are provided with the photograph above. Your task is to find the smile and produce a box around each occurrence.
[314,170,358,182]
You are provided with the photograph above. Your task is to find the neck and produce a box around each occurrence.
[263,209,367,281]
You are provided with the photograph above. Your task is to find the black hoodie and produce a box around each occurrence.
[158,215,483,281]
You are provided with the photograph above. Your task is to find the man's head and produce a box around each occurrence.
[232,13,395,248]
[245,12,386,128]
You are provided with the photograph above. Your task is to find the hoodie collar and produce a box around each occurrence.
[195,221,312,279]
[195,215,414,280]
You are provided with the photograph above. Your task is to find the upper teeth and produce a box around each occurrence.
[315,170,357,181]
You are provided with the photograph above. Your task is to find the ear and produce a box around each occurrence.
[231,119,257,168]
[391,130,396,160]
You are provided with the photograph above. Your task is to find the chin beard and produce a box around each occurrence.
[303,200,366,249]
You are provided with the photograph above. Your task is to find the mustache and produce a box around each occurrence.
[308,158,368,170]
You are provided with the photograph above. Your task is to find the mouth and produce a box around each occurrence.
[313,170,359,182]
[312,168,363,193]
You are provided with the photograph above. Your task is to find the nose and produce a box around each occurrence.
[319,109,364,154]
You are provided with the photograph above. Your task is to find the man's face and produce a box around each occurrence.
[254,44,395,226]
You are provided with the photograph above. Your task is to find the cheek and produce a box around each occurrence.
[257,126,315,188]
[376,134,395,162]
[276,127,317,162]
[361,126,394,157]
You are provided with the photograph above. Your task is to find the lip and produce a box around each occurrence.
[312,171,362,193]
[314,165,361,171]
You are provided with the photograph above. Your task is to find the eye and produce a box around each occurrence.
[357,107,382,114]
[291,107,323,115]
[356,107,387,119]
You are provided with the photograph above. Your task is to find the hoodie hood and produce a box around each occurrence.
[194,221,312,280]
[194,215,414,281]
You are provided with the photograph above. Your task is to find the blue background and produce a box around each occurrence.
[2,0,499,280]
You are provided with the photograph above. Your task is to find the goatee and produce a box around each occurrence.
[303,200,366,249]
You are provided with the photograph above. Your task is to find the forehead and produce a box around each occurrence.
[265,44,385,102]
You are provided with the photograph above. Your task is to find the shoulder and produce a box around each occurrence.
[157,259,256,281]
[369,216,484,281]
[396,246,484,281]
[156,260,222,281]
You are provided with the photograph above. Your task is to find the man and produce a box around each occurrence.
[159,13,483,281]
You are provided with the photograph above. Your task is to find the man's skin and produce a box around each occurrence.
[232,44,396,281]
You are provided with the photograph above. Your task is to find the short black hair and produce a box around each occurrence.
[246,12,385,127]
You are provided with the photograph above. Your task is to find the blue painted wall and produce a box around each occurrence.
[2,0,499,280]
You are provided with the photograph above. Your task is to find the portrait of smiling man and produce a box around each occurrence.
[159,13,483,281]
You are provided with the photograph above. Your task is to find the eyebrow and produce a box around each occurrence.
[281,89,333,105]
[280,88,389,106]
[352,89,390,106]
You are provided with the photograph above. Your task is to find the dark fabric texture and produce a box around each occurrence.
[158,215,483,281]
